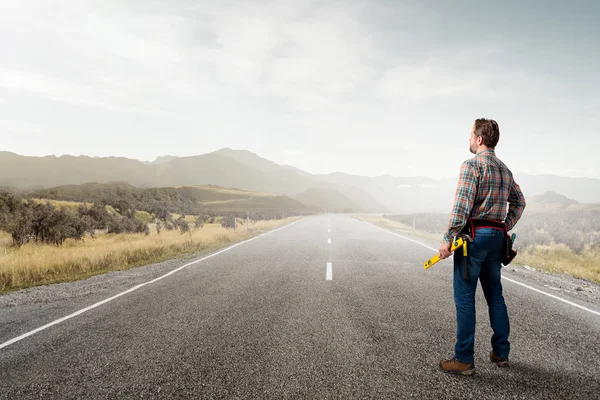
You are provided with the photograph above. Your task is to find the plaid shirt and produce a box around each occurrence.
[443,149,526,244]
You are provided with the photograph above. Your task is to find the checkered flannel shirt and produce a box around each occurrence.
[443,149,526,244]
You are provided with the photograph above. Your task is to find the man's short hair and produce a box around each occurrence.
[474,118,500,148]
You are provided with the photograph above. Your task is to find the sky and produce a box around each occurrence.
[1,0,599,180]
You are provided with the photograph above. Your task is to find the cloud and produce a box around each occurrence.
[284,150,305,157]
[343,139,419,149]
[0,0,597,179]
[373,46,510,102]
[1,118,46,135]
[0,1,527,117]
[539,168,597,178]
[0,67,159,114]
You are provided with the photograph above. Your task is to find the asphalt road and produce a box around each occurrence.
[1,215,599,399]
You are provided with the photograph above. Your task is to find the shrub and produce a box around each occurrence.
[220,215,236,229]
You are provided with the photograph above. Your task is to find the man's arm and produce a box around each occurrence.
[504,179,526,231]
[443,162,477,244]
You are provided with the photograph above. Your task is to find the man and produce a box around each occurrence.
[437,118,526,376]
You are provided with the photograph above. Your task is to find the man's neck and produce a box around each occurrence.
[476,146,494,154]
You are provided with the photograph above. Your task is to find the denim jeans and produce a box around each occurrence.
[453,227,510,364]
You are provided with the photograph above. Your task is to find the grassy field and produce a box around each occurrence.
[353,214,600,284]
[183,184,279,197]
[0,217,302,294]
[516,245,600,284]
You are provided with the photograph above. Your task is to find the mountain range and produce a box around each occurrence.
[1,149,599,213]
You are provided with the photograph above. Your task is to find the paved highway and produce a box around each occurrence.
[1,215,599,399]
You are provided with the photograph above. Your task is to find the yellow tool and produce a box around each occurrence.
[423,237,466,270]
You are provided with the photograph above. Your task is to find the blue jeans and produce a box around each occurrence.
[453,228,510,364]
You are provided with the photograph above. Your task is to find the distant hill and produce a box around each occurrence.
[0,151,153,189]
[208,149,387,212]
[315,172,456,213]
[149,155,177,165]
[294,188,365,213]
[317,172,600,213]
[515,174,600,205]
[2,150,600,213]
[1,150,387,213]
[524,191,600,213]
[530,191,578,205]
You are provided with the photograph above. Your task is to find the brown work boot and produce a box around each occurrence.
[439,357,475,376]
[490,352,510,367]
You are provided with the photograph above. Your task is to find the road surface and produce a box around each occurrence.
[1,215,599,399]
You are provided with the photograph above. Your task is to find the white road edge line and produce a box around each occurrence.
[361,220,600,317]
[326,262,332,280]
[501,276,600,316]
[0,218,307,351]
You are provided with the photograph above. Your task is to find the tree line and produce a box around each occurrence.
[31,183,308,218]
[0,188,303,248]
[0,192,149,247]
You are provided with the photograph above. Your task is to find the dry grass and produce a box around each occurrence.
[515,245,600,284]
[353,215,600,284]
[0,231,11,251]
[0,217,302,294]
[170,213,198,224]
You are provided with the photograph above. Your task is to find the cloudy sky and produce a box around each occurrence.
[1,0,599,180]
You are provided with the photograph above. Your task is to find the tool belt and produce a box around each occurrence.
[457,219,518,280]
[462,218,506,235]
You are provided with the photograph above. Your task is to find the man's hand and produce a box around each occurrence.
[438,242,452,260]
